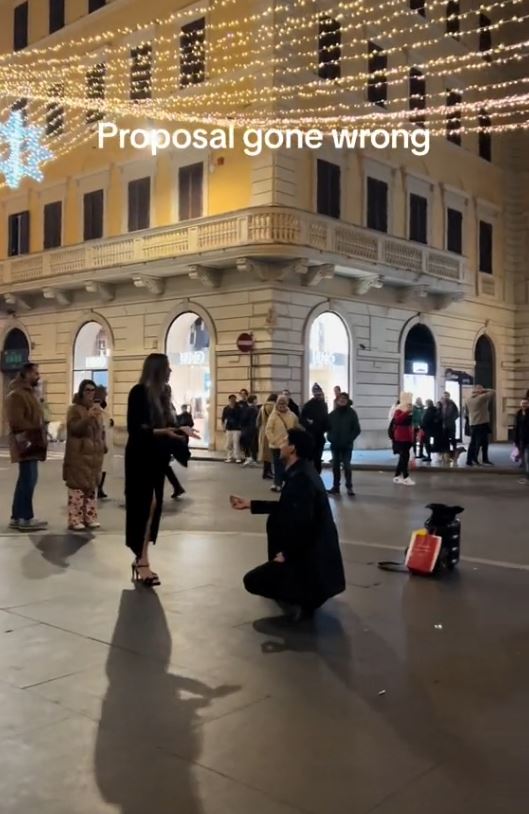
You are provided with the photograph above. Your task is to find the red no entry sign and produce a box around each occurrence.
[236,332,254,353]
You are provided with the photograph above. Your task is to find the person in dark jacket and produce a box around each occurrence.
[420,399,438,463]
[231,428,346,620]
[241,394,259,466]
[327,392,361,496]
[514,398,529,480]
[176,404,194,429]
[282,389,300,417]
[301,383,329,473]
[222,395,242,462]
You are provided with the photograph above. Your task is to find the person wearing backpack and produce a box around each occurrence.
[327,393,361,496]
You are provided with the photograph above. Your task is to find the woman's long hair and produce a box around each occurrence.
[74,379,97,405]
[139,354,172,427]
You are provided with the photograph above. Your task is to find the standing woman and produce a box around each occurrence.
[257,393,277,480]
[63,380,106,531]
[392,392,415,486]
[125,354,196,586]
[266,394,299,492]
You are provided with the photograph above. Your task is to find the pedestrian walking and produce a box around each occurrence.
[125,354,197,587]
[165,387,187,500]
[257,394,277,479]
[241,394,259,466]
[327,392,361,496]
[63,380,106,531]
[301,383,329,474]
[514,398,529,482]
[412,397,425,459]
[230,428,346,621]
[6,362,48,531]
[420,399,437,463]
[222,395,242,463]
[333,385,342,410]
[266,394,299,492]
[176,404,194,429]
[391,392,415,486]
[439,391,461,465]
[465,385,495,466]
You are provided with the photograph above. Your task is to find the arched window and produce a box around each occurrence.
[166,312,211,447]
[475,334,496,438]
[475,335,495,389]
[73,322,110,393]
[2,328,29,371]
[403,324,436,403]
[308,312,350,404]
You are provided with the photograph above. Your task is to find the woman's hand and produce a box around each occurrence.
[179,426,201,440]
[230,495,251,511]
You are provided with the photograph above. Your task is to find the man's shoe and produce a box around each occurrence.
[482,461,494,466]
[97,490,108,500]
[327,487,340,495]
[270,485,281,492]
[9,518,19,529]
[18,519,48,532]
[393,476,404,484]
[346,488,355,497]
[401,477,416,487]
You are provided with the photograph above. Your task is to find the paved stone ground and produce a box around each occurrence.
[0,458,528,813]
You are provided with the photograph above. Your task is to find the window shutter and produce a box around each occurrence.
[44,201,62,249]
[409,193,428,244]
[447,208,463,254]
[367,177,388,232]
[479,221,493,274]
[317,160,340,219]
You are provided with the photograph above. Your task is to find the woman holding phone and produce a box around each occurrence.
[125,354,198,586]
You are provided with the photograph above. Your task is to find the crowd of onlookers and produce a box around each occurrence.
[5,359,529,535]
[221,384,361,496]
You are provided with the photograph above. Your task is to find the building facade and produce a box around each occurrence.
[0,0,528,448]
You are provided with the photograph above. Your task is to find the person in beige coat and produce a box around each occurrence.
[265,394,299,491]
[63,380,106,531]
[257,393,277,480]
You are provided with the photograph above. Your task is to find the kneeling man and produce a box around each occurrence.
[230,428,346,618]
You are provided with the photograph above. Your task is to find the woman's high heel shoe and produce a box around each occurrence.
[131,561,161,587]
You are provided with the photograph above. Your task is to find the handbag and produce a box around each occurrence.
[405,529,442,575]
[13,428,47,461]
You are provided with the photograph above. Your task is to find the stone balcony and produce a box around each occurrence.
[0,206,467,307]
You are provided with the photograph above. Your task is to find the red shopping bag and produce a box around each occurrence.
[405,529,442,575]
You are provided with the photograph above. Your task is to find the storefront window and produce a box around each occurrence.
[166,312,211,447]
[403,324,436,403]
[308,312,350,405]
[73,322,110,394]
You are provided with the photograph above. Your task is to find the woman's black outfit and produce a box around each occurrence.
[125,385,189,558]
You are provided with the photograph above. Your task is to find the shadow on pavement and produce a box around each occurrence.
[21,531,95,577]
[95,589,240,814]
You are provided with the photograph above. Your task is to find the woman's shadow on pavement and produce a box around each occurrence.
[94,589,240,814]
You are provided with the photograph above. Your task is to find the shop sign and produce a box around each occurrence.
[85,355,109,370]
[1,348,28,371]
[412,361,429,374]
[310,351,347,367]
[174,351,207,365]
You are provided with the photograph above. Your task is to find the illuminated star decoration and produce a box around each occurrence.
[0,110,54,190]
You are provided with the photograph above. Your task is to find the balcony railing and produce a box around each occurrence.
[0,206,465,288]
